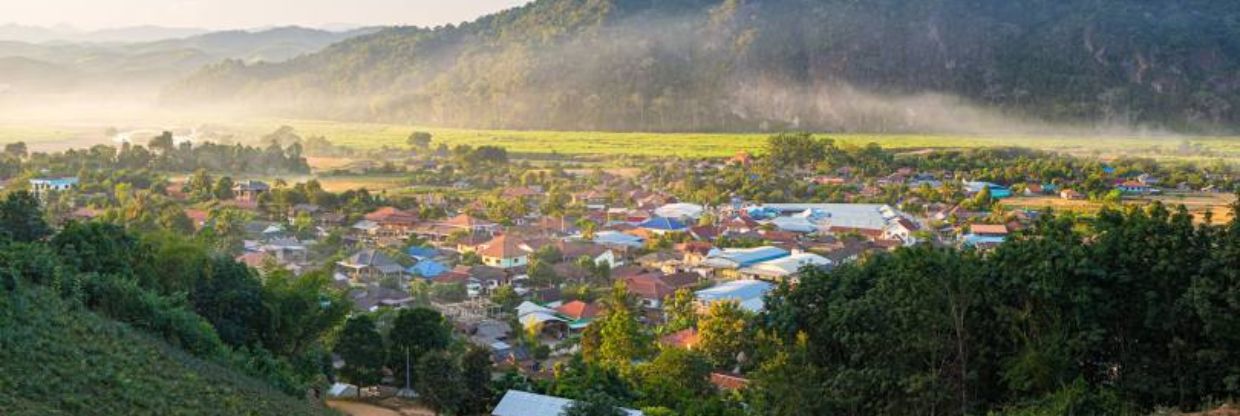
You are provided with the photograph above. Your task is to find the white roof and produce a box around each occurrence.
[695,280,776,313]
[739,253,833,277]
[758,203,896,231]
[492,390,642,416]
[591,231,644,248]
[351,220,379,231]
[654,203,704,219]
[327,383,358,398]
[517,302,565,328]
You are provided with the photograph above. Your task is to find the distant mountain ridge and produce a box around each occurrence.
[0,26,378,94]
[0,24,209,44]
[165,0,1240,133]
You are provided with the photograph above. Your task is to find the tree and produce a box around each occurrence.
[586,282,647,373]
[528,259,562,288]
[459,251,483,266]
[407,131,433,150]
[0,191,50,242]
[491,285,521,311]
[335,315,386,396]
[661,288,698,333]
[747,333,828,416]
[213,177,236,201]
[416,350,465,414]
[697,300,750,370]
[636,348,713,410]
[563,390,626,416]
[461,346,494,414]
[389,307,451,382]
[3,141,27,159]
[259,270,348,356]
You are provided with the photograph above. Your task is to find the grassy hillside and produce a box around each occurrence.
[0,287,333,416]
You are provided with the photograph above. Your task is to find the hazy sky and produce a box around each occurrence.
[0,0,531,30]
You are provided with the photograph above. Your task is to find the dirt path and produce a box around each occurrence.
[326,399,436,416]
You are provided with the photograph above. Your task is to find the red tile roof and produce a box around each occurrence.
[364,207,418,225]
[658,328,700,349]
[478,235,528,259]
[710,372,750,390]
[556,301,599,320]
[970,224,1009,235]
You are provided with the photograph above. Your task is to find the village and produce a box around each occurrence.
[6,131,1239,415]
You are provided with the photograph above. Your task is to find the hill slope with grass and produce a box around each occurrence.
[0,286,333,416]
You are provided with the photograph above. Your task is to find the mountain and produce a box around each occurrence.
[0,26,377,94]
[0,287,330,415]
[0,24,208,44]
[166,0,1240,133]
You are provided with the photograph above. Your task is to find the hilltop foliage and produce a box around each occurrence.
[172,0,1240,132]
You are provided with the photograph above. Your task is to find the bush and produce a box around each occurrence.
[85,274,226,357]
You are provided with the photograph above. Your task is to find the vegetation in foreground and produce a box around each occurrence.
[0,286,332,416]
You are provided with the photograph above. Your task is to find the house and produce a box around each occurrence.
[555,300,599,330]
[477,235,531,269]
[558,241,620,268]
[591,230,645,249]
[701,246,790,270]
[492,390,643,416]
[336,249,406,283]
[970,224,1009,237]
[259,237,309,264]
[882,218,921,245]
[658,328,700,349]
[695,279,776,313]
[653,203,704,221]
[963,224,1009,249]
[28,177,78,199]
[638,216,689,235]
[1060,189,1085,200]
[408,259,448,279]
[1117,181,1155,195]
[710,372,750,391]
[623,274,680,309]
[362,207,420,240]
[233,180,270,202]
[737,252,832,283]
[350,285,415,312]
[964,181,1013,199]
[1024,183,1044,196]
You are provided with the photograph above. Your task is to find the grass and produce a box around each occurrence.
[3,116,1240,161]
[0,286,334,416]
[228,118,1240,161]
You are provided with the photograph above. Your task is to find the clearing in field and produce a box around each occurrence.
[1002,192,1237,223]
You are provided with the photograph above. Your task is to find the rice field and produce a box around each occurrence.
[231,118,1240,161]
[3,116,1240,161]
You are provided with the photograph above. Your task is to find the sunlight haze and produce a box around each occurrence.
[0,0,530,30]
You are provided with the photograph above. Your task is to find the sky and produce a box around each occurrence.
[0,0,531,31]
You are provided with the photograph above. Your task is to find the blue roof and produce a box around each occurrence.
[639,216,688,231]
[406,246,438,259]
[963,234,1007,247]
[409,259,448,278]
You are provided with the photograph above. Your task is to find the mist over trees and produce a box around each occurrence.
[170,0,1240,134]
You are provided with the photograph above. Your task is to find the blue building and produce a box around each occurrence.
[29,177,79,199]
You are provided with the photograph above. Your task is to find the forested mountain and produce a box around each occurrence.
[0,26,376,93]
[166,0,1240,133]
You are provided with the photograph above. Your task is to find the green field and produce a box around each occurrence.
[4,117,1240,161]
[233,119,1240,161]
